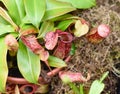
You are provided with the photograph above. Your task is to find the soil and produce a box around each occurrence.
[49,0,120,94]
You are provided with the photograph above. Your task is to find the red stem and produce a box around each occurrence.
[47,55,71,77]
[7,76,46,84]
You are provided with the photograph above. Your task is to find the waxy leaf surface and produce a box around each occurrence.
[48,55,67,68]
[1,0,25,25]
[0,24,14,36]
[0,7,18,29]
[38,21,54,38]
[17,40,40,83]
[0,37,8,92]
[57,19,75,31]
[50,14,73,21]
[24,0,46,28]
[58,0,96,9]
[43,0,76,20]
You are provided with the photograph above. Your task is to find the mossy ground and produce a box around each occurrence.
[49,0,120,94]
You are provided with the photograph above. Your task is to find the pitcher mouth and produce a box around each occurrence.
[98,24,110,38]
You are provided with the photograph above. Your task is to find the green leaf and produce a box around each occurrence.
[69,83,80,94]
[23,0,46,28]
[38,21,54,38]
[9,32,19,38]
[89,72,109,94]
[79,84,84,94]
[0,24,15,36]
[50,14,73,21]
[0,15,9,25]
[1,0,25,25]
[0,7,18,30]
[57,0,96,9]
[0,37,8,92]
[42,0,76,20]
[56,19,75,31]
[48,55,67,68]
[89,80,105,94]
[17,40,41,83]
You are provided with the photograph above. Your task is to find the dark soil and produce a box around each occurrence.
[49,0,120,94]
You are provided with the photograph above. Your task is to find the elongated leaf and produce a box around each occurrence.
[0,15,9,25]
[0,24,15,36]
[57,19,75,31]
[0,7,18,30]
[48,55,67,68]
[0,37,8,92]
[17,40,40,83]
[38,21,54,38]
[42,0,76,20]
[8,32,19,38]
[23,0,46,28]
[1,0,25,25]
[51,14,73,21]
[57,0,96,9]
